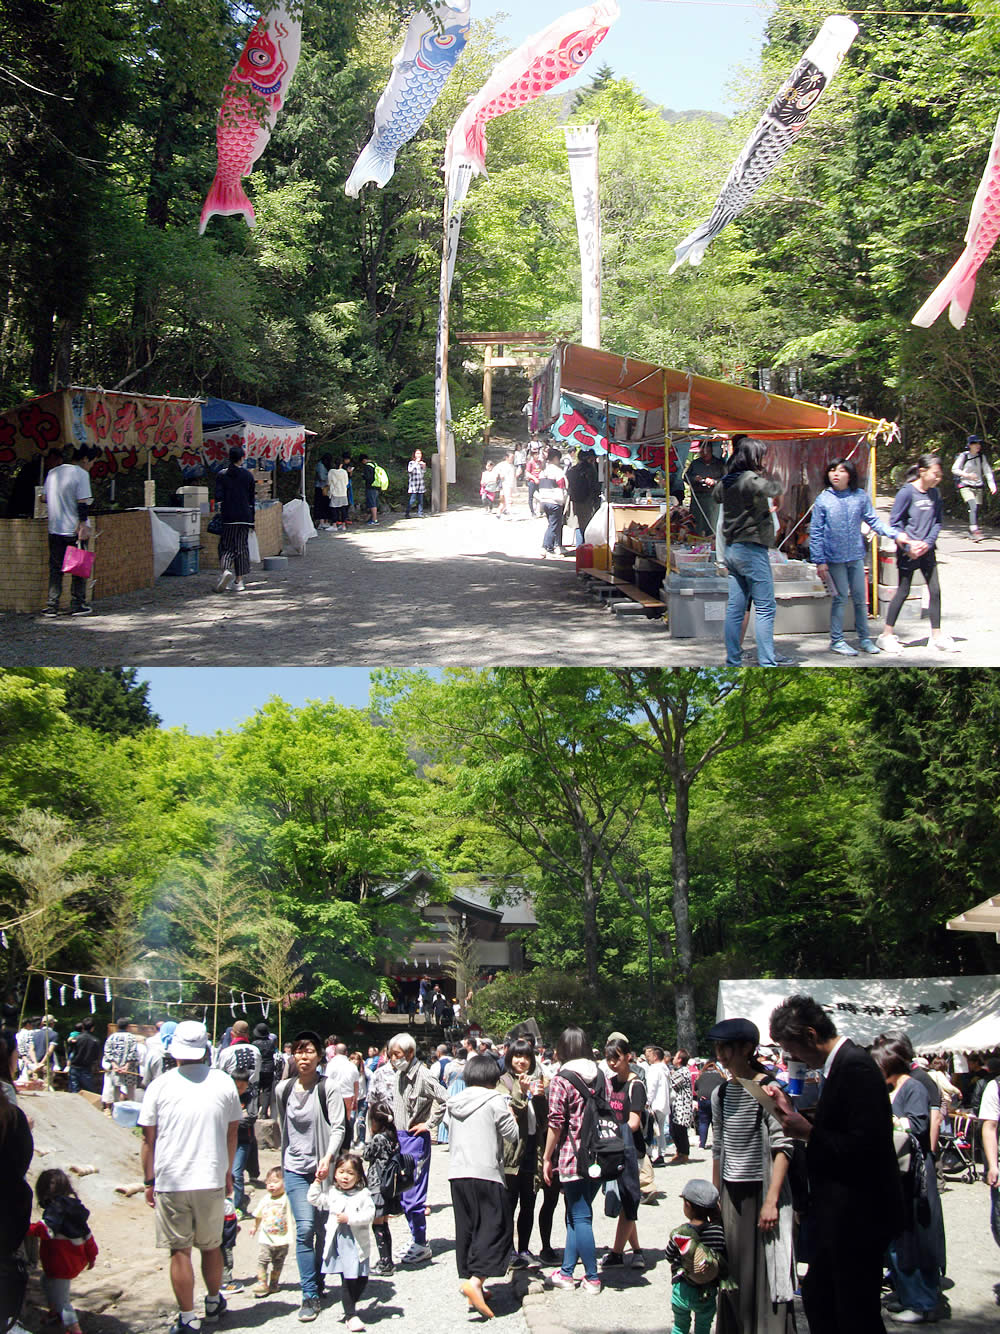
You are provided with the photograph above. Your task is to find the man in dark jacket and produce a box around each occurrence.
[768,994,903,1334]
[214,446,256,593]
[566,449,601,539]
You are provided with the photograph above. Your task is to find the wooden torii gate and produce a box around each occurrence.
[454,332,554,447]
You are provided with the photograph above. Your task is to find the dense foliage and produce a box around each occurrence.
[1,668,996,1047]
[3,2,998,479]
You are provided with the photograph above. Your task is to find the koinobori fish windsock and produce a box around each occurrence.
[346,0,471,198]
[445,1,620,180]
[670,15,858,273]
[199,4,302,234]
[912,109,1000,330]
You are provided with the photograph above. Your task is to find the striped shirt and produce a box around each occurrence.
[712,1078,792,1183]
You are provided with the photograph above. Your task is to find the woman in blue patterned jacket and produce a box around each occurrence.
[809,457,908,657]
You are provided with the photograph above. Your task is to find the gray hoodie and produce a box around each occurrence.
[446,1086,519,1185]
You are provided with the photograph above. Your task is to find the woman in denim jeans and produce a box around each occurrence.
[542,1026,604,1295]
[713,438,783,667]
[810,457,906,656]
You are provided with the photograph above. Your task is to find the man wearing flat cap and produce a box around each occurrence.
[767,995,902,1334]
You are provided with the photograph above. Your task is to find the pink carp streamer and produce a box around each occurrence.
[445,1,620,179]
[199,4,302,234]
[912,109,1000,330]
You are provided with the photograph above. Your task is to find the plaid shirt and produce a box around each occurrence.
[547,1064,609,1181]
[407,460,426,494]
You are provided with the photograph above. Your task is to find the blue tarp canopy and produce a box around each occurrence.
[201,397,304,432]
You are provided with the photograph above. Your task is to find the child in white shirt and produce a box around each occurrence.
[307,1153,376,1331]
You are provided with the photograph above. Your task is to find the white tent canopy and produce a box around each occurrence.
[912,987,1000,1054]
[716,976,1000,1049]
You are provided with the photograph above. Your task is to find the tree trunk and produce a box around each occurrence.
[578,834,600,991]
[671,779,697,1050]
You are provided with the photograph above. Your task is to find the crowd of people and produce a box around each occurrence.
[2,997,999,1334]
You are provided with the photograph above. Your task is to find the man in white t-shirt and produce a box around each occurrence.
[324,1042,360,1119]
[979,1069,999,1254]
[139,1020,243,1334]
[42,445,94,616]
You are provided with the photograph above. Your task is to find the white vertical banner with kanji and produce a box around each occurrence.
[564,124,602,349]
[434,163,472,483]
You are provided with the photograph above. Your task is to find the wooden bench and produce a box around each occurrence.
[578,567,665,613]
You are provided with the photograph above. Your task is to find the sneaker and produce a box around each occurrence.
[216,569,234,592]
[888,1310,937,1324]
[169,1318,201,1334]
[538,1247,562,1265]
[346,1319,366,1333]
[374,1259,394,1277]
[203,1293,226,1322]
[297,1298,321,1322]
[510,1251,531,1269]
[233,580,245,593]
[219,1280,243,1293]
[772,652,796,665]
[639,1191,660,1205]
[930,634,959,653]
[830,640,858,655]
[252,1281,269,1298]
[859,639,881,654]
[876,632,905,655]
[600,1251,624,1268]
[630,1251,647,1270]
[400,1242,432,1265]
[41,606,59,617]
[548,1269,577,1289]
[71,604,93,616]
[580,1278,602,1295]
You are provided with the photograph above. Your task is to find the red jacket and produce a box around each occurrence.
[29,1217,98,1279]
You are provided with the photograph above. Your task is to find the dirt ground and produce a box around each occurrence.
[4,488,1000,668]
[14,1089,1000,1334]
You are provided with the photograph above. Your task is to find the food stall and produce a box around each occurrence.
[532,342,892,634]
[0,388,305,610]
[0,387,202,611]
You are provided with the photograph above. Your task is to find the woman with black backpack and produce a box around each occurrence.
[542,1026,609,1295]
[601,1038,646,1271]
[253,1023,277,1119]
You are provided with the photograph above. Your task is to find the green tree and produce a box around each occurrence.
[61,669,160,737]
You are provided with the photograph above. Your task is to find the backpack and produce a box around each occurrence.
[254,1038,275,1081]
[379,1147,417,1208]
[277,1077,335,1126]
[373,464,388,490]
[671,1223,721,1285]
[558,1070,626,1182]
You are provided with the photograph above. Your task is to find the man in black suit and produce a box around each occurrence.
[768,994,903,1334]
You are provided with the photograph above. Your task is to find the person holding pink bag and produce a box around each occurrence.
[42,445,95,617]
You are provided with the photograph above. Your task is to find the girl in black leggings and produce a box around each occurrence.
[878,454,959,655]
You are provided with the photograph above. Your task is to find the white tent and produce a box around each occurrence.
[716,976,1000,1049]
[912,987,1000,1054]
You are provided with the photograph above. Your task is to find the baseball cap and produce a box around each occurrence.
[169,1020,210,1061]
[967,433,984,444]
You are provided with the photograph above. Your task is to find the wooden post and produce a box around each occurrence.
[483,343,493,447]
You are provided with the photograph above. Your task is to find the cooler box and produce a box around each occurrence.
[152,507,200,539]
[667,575,729,638]
[163,545,200,576]
[179,486,210,516]
[112,1100,142,1127]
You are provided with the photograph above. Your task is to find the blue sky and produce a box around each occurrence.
[483,0,771,115]
[138,668,379,733]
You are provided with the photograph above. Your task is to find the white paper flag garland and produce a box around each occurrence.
[89,994,96,1014]
[59,985,66,1006]
[104,977,112,1002]
[44,977,51,1001]
[74,974,81,998]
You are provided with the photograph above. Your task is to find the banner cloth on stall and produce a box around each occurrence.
[717,975,1000,1049]
[198,396,307,477]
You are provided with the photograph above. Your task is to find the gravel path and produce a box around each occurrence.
[4,493,1000,666]
[137,1143,999,1334]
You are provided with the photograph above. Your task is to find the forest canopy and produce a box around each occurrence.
[1,666,997,1046]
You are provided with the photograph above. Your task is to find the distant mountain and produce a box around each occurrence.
[554,88,727,126]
